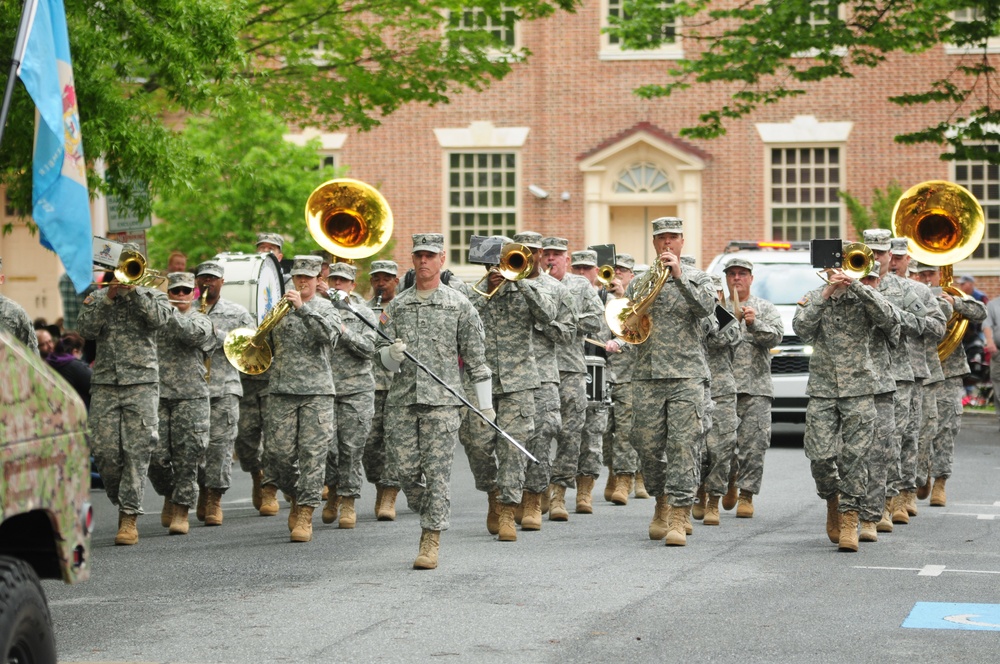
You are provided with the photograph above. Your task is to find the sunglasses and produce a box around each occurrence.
[169,287,193,295]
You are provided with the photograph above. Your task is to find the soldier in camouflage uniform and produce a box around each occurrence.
[864,231,926,534]
[377,233,491,570]
[0,257,39,354]
[195,260,255,525]
[363,260,403,520]
[541,237,604,521]
[321,262,378,530]
[792,264,898,552]
[724,258,783,519]
[916,264,985,507]
[628,218,716,547]
[147,273,216,535]
[77,245,173,545]
[886,240,946,523]
[467,236,555,541]
[513,232,576,530]
[264,256,342,542]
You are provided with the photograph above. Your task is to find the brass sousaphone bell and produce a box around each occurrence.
[224,179,393,375]
[892,180,985,360]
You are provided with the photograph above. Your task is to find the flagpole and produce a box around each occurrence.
[0,0,38,152]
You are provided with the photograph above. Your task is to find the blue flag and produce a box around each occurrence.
[17,0,92,294]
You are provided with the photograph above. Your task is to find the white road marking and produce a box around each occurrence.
[854,565,1000,576]
[944,614,1000,628]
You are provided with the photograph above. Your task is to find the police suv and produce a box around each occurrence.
[706,241,825,423]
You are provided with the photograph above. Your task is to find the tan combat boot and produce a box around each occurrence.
[838,511,860,552]
[916,477,931,500]
[603,467,616,502]
[196,489,207,522]
[890,493,910,525]
[877,498,894,533]
[665,505,690,547]
[736,490,755,518]
[339,497,357,529]
[486,489,501,534]
[377,487,399,521]
[169,505,190,535]
[160,497,173,528]
[549,484,569,521]
[288,498,299,533]
[930,477,947,507]
[259,484,279,516]
[633,472,649,499]
[413,529,440,570]
[374,485,384,518]
[498,504,517,542]
[692,486,706,520]
[251,470,263,511]
[290,505,315,542]
[204,489,223,526]
[610,474,633,506]
[115,512,139,546]
[649,496,669,540]
[521,492,542,531]
[541,485,550,514]
[722,480,739,511]
[575,475,595,514]
[684,507,694,535]
[703,495,721,526]
[321,489,341,525]
[859,520,878,542]
[826,495,840,543]
[905,490,919,517]
[514,496,525,525]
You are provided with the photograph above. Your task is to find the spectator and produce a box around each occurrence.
[36,328,55,359]
[47,332,92,409]
[167,251,187,273]
[33,317,48,330]
[957,275,988,303]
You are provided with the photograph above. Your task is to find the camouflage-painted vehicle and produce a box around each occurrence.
[0,328,91,662]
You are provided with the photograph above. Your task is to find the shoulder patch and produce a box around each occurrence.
[83,294,95,305]
[797,297,809,307]
[379,309,389,326]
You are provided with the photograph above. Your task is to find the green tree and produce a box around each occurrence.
[607,0,1000,163]
[839,182,905,237]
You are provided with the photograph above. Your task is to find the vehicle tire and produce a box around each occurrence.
[0,556,56,664]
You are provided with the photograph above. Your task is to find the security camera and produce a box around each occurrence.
[528,184,549,199]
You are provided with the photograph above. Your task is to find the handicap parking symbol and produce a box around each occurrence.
[903,602,1000,631]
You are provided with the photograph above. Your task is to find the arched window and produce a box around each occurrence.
[614,162,673,193]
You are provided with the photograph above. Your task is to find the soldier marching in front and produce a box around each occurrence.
[377,233,491,570]
[147,272,216,535]
[77,245,173,545]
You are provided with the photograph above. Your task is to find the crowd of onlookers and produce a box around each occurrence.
[34,318,92,409]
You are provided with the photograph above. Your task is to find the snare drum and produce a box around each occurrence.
[213,252,285,325]
[585,356,607,405]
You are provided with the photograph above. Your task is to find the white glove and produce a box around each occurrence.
[481,408,496,423]
[388,338,407,363]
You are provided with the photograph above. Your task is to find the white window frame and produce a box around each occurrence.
[600,0,683,61]
[952,145,1000,270]
[283,129,346,170]
[444,152,520,268]
[445,5,524,61]
[946,8,1000,55]
[791,1,848,58]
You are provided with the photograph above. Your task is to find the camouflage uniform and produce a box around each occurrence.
[861,294,900,525]
[325,292,378,499]
[792,281,898,513]
[702,315,741,497]
[236,372,269,479]
[203,298,254,494]
[731,294,783,496]
[524,272,575,493]
[363,293,397,489]
[379,285,490,532]
[581,290,613,480]
[0,294,38,354]
[932,293,986,480]
[551,273,604,487]
[265,296,342,508]
[605,337,638,476]
[467,278,555,505]
[148,307,216,508]
[915,294,952,490]
[629,264,716,505]
[77,286,173,514]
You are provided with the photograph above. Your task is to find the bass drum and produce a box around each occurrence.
[213,252,285,325]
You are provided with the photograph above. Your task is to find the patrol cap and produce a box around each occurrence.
[614,253,635,270]
[196,260,225,279]
[651,217,684,235]
[369,260,398,276]
[571,250,598,267]
[513,231,544,249]
[861,261,882,277]
[290,255,323,277]
[328,262,357,280]
[311,249,333,264]
[541,237,569,251]
[908,260,937,273]
[889,238,909,255]
[412,233,444,254]
[167,272,195,290]
[862,228,892,251]
[724,257,754,273]
[256,232,284,249]
[680,255,696,266]
[633,263,650,276]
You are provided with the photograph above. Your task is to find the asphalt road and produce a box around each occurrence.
[47,414,1000,663]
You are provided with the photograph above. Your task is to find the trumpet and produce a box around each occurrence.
[472,243,535,299]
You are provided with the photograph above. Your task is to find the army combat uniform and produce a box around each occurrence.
[0,292,38,354]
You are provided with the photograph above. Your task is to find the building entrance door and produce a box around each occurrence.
[608,205,676,267]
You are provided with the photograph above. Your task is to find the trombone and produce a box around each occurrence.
[472,243,535,299]
[817,242,875,283]
[596,264,616,288]
[95,250,165,288]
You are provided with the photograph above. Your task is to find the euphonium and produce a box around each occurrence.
[892,180,985,360]
[605,256,670,344]
[223,291,296,375]
[472,243,534,299]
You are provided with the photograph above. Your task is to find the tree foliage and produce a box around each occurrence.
[839,181,904,236]
[607,0,1000,163]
